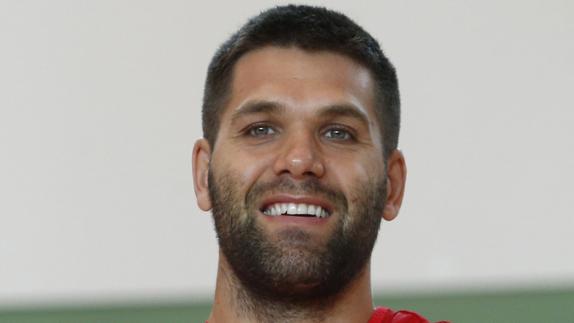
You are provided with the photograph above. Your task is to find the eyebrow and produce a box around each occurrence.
[230,100,370,128]
[315,104,370,128]
[230,100,286,123]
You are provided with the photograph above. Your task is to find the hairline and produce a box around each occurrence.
[208,44,391,157]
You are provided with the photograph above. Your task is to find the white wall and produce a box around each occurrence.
[1,0,573,306]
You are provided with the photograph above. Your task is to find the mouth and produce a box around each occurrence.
[260,202,331,218]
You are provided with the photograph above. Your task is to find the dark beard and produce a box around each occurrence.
[208,169,385,307]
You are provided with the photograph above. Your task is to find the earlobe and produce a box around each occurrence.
[382,149,407,221]
[192,138,213,211]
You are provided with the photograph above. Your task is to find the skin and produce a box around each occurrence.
[193,46,407,323]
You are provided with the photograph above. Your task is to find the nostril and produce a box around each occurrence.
[302,170,318,177]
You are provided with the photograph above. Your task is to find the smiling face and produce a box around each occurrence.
[193,46,405,301]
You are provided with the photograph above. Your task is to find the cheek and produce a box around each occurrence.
[343,169,369,205]
[213,145,275,191]
[239,162,266,186]
[335,157,384,204]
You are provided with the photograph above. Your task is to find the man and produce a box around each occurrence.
[192,5,448,323]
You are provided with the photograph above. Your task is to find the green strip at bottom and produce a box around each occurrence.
[0,288,572,323]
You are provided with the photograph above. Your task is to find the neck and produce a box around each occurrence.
[208,250,373,323]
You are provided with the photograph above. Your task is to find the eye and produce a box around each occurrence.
[247,124,277,137]
[324,127,353,141]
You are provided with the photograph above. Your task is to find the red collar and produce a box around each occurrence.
[206,307,449,323]
[369,307,450,323]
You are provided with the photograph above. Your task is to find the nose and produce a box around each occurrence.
[272,131,325,179]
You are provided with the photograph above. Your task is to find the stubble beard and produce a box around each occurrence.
[208,168,386,313]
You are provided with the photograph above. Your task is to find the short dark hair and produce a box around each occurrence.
[202,5,400,157]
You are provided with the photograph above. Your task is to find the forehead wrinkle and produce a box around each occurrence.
[230,100,286,123]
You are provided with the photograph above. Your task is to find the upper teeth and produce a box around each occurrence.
[263,203,329,218]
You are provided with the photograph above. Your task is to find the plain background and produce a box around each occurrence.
[1,0,573,307]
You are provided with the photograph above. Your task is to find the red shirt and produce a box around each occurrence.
[207,307,449,322]
[369,307,449,323]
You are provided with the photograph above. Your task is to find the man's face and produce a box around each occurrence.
[197,46,392,301]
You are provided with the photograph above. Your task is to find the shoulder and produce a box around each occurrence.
[369,307,450,323]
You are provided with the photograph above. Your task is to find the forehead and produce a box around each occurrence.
[223,46,378,124]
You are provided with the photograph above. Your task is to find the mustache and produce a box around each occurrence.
[245,176,348,210]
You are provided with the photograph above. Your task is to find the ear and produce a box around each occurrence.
[383,149,407,221]
[192,138,212,211]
